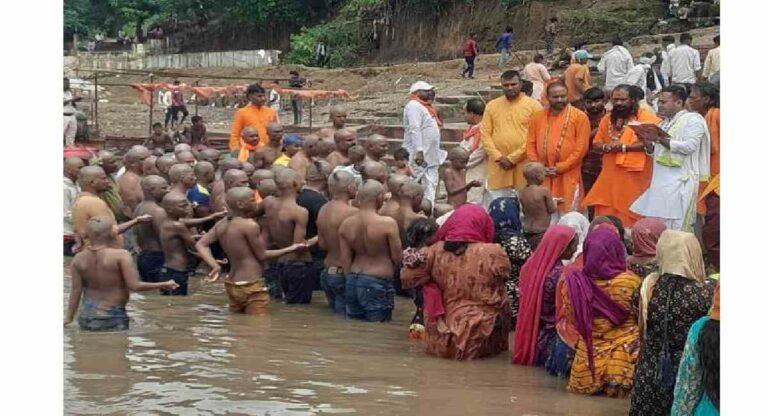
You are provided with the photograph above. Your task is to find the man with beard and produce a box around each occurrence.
[480,70,543,198]
[630,85,710,231]
[582,84,660,227]
[525,82,590,214]
[580,87,607,213]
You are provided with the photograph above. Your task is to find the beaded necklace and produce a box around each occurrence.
[541,105,572,165]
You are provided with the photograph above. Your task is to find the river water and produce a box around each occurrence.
[63,260,629,415]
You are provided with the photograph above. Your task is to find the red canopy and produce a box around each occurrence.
[130,82,352,106]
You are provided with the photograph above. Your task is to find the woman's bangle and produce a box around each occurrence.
[601,144,610,153]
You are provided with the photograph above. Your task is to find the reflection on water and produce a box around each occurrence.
[63,260,629,415]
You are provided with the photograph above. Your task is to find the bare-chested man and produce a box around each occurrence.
[379,174,409,219]
[197,148,221,172]
[250,122,285,168]
[65,216,178,331]
[339,180,402,322]
[257,179,278,199]
[72,166,151,251]
[365,134,389,163]
[174,143,192,157]
[167,163,197,200]
[442,147,482,208]
[319,105,348,139]
[241,161,256,177]
[326,128,358,169]
[395,180,427,243]
[117,146,151,216]
[211,158,243,212]
[176,150,196,168]
[316,171,358,313]
[95,150,128,220]
[519,162,559,249]
[317,138,336,160]
[156,153,179,182]
[143,155,160,176]
[144,122,173,154]
[196,187,308,314]
[262,168,316,303]
[159,193,198,295]
[133,175,171,282]
[249,169,275,194]
[288,134,321,181]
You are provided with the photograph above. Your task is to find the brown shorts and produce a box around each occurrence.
[224,279,270,314]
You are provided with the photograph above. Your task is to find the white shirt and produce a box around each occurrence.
[662,44,701,84]
[159,90,172,109]
[269,89,281,112]
[597,46,634,90]
[403,100,446,168]
[64,177,80,236]
[624,64,650,91]
[64,90,76,115]
[702,46,720,81]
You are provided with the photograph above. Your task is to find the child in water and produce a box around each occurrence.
[402,218,439,340]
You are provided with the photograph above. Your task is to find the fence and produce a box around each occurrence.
[66,48,280,71]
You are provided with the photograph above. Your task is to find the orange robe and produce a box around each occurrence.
[526,105,590,212]
[581,108,660,226]
[697,107,720,214]
[229,104,279,151]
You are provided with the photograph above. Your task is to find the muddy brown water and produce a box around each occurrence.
[63,260,629,415]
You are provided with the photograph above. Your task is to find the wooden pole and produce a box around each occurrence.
[309,97,313,134]
[94,72,99,135]
[194,80,199,116]
[148,74,154,135]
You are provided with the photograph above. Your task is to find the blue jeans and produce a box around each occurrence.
[159,266,190,296]
[345,274,395,322]
[320,267,346,314]
[462,56,476,78]
[78,298,129,331]
[137,251,164,282]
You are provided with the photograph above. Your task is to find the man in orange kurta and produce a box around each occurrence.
[526,82,590,213]
[581,85,660,226]
[229,83,279,154]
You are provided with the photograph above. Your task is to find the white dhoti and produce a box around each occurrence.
[412,164,439,205]
[631,165,699,232]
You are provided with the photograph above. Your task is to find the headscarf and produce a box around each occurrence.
[558,212,590,256]
[489,197,522,242]
[565,228,629,375]
[426,204,494,322]
[513,225,576,366]
[589,216,613,232]
[710,282,720,321]
[628,218,666,261]
[639,230,707,335]
[435,204,494,244]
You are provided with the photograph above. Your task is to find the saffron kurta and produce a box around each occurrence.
[697,107,720,214]
[581,108,660,226]
[229,104,279,150]
[480,95,543,191]
[526,105,591,213]
[401,241,512,360]
[561,271,642,397]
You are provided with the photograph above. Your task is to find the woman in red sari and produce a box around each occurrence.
[513,225,578,367]
[401,204,512,360]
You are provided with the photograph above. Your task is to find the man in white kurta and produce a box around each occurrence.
[403,81,446,205]
[630,86,710,231]
[597,38,634,91]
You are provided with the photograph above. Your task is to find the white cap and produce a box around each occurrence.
[409,81,435,94]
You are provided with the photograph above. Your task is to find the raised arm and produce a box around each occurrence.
[181,211,226,227]
[120,251,177,291]
[243,220,303,262]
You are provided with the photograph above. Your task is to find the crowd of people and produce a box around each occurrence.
[63,31,720,414]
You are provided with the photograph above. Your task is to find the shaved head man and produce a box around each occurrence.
[156,153,178,181]
[211,158,244,212]
[174,143,192,156]
[198,148,221,171]
[379,174,409,219]
[288,134,322,181]
[223,169,250,191]
[64,157,86,255]
[94,150,128,221]
[117,146,151,217]
[360,160,388,185]
[143,155,160,176]
[327,128,358,169]
[176,150,196,167]
[365,134,389,163]
[319,105,348,139]
[168,163,197,198]
[133,175,171,282]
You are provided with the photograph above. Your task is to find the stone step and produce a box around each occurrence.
[435,95,477,105]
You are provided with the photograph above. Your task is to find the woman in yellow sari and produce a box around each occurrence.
[560,228,642,397]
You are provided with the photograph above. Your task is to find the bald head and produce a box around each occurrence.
[387,174,409,198]
[329,105,347,128]
[225,186,256,214]
[174,143,192,155]
[250,169,275,189]
[86,216,116,244]
[357,179,385,203]
[366,134,389,160]
[194,161,215,184]
[95,150,118,174]
[169,163,194,184]
[333,128,357,153]
[220,158,243,173]
[156,154,178,177]
[400,181,424,200]
[306,159,333,183]
[328,170,357,197]
[176,150,196,166]
[361,160,388,184]
[64,157,85,180]
[241,126,260,146]
[257,179,278,198]
[241,161,256,177]
[141,174,170,202]
[78,166,109,193]
[304,134,321,157]
[125,146,151,164]
[317,138,336,158]
[143,155,160,176]
[267,122,284,142]
[198,148,221,167]
[275,168,300,191]
[223,169,249,191]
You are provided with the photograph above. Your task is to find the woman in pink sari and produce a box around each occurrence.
[401,204,512,360]
[513,225,578,366]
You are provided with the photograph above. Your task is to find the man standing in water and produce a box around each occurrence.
[134,175,170,282]
[481,70,543,200]
[65,216,178,331]
[196,187,308,315]
[117,146,150,218]
[339,180,402,322]
[317,171,359,314]
[403,81,445,205]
